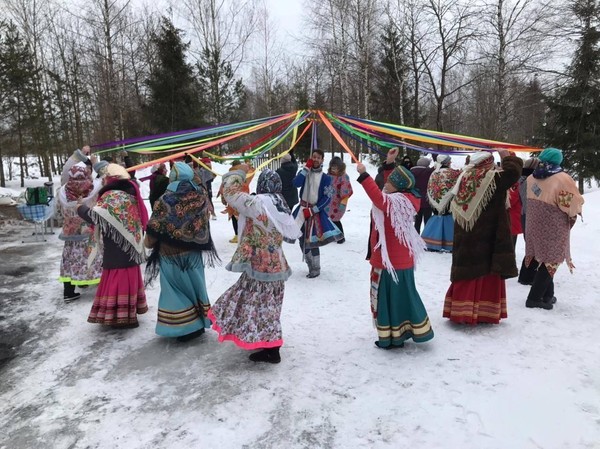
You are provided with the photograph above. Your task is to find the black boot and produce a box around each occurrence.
[518,257,538,286]
[249,347,281,364]
[63,282,81,302]
[526,264,554,310]
[176,327,205,342]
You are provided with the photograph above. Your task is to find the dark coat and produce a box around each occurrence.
[451,156,523,282]
[410,165,435,209]
[276,161,299,209]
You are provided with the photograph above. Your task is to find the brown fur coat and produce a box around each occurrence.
[450,156,523,281]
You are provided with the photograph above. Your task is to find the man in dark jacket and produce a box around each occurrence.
[411,157,435,233]
[276,152,299,210]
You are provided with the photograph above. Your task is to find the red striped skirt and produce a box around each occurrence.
[88,266,148,327]
[443,274,507,325]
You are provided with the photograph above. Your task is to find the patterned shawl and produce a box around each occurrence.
[57,163,102,239]
[533,161,563,179]
[89,181,145,265]
[145,163,219,284]
[450,152,498,231]
[253,169,302,242]
[371,192,426,283]
[427,166,461,214]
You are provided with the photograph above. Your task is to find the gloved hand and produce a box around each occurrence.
[303,208,312,219]
[305,158,314,169]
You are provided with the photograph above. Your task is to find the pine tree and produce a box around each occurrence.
[544,0,600,193]
[197,47,246,126]
[370,23,416,163]
[0,21,38,187]
[145,17,203,133]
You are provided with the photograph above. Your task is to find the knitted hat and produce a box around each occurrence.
[281,153,292,163]
[539,147,563,165]
[417,157,431,167]
[104,163,130,180]
[388,166,418,196]
[93,160,110,176]
[523,157,540,170]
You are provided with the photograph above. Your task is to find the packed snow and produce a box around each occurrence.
[0,156,599,449]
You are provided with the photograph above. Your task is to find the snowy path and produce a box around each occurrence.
[1,165,599,449]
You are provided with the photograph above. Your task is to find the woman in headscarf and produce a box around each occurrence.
[421,155,460,252]
[144,162,219,341]
[443,150,522,325]
[209,167,302,363]
[524,148,584,310]
[356,163,434,349]
[517,157,540,285]
[56,163,103,301]
[324,156,353,243]
[78,163,149,328]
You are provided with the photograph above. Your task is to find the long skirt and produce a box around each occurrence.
[88,266,148,327]
[443,274,507,325]
[370,268,434,348]
[59,239,102,286]
[422,214,454,252]
[156,254,212,338]
[208,272,284,350]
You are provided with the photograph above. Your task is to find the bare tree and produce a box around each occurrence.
[416,0,480,131]
[481,0,558,139]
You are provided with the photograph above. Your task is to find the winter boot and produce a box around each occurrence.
[229,235,238,243]
[543,296,557,305]
[525,298,553,310]
[63,282,81,302]
[304,253,315,278]
[249,347,281,364]
[309,255,321,278]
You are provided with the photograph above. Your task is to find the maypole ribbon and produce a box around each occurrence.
[125,112,296,172]
[317,110,359,163]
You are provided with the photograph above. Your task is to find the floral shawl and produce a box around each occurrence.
[450,153,498,231]
[89,186,145,265]
[144,163,219,283]
[57,164,102,240]
[427,167,461,214]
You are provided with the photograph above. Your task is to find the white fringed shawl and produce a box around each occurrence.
[371,192,426,283]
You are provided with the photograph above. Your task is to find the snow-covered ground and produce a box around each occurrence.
[0,157,599,449]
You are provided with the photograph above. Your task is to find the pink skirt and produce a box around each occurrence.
[88,266,148,327]
[443,274,507,325]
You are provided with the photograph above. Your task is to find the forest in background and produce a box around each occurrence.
[1,0,599,192]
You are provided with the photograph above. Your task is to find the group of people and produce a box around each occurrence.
[54,144,584,363]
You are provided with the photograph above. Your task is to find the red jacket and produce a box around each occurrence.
[360,175,420,270]
[509,184,523,235]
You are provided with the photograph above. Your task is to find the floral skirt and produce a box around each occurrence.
[156,254,212,338]
[59,240,102,286]
[443,274,507,325]
[208,272,284,350]
[88,266,148,327]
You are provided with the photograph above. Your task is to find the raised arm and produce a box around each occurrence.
[221,170,264,219]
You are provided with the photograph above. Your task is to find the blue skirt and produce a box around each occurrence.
[422,214,454,252]
[156,253,212,338]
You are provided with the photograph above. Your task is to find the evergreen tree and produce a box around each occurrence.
[0,21,38,187]
[197,47,246,126]
[370,23,416,163]
[145,17,203,133]
[544,0,600,193]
